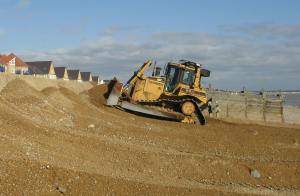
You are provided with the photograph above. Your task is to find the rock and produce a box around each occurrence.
[250,169,261,178]
[106,121,113,126]
[54,182,66,194]
[58,186,66,194]
[268,176,272,180]
[249,130,258,135]
[88,124,95,128]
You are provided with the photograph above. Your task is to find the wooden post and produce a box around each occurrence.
[245,94,248,119]
[279,92,285,123]
[262,92,266,122]
[242,86,246,93]
[226,103,229,117]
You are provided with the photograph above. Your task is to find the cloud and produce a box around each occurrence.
[223,23,300,38]
[100,25,143,36]
[18,23,300,90]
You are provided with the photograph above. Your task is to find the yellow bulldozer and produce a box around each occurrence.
[106,60,211,125]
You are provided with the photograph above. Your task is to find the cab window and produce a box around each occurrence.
[181,70,195,86]
[165,66,180,92]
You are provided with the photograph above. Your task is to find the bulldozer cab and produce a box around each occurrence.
[164,64,196,93]
[164,59,211,93]
[163,61,210,107]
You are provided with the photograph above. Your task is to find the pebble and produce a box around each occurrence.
[107,122,112,126]
[54,182,66,194]
[88,124,95,128]
[58,186,66,194]
[250,169,261,178]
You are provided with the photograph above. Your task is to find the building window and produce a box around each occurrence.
[0,65,5,72]
[9,58,16,65]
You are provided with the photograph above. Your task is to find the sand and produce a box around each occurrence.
[0,74,299,195]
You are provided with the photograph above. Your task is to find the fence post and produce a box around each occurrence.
[262,92,266,122]
[279,91,285,123]
[242,86,246,93]
[245,93,248,119]
[226,102,229,117]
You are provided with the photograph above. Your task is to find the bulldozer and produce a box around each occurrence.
[105,60,211,125]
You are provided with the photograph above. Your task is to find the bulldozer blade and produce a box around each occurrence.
[120,101,184,121]
[105,79,123,106]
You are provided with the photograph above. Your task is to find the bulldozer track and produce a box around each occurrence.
[138,97,206,124]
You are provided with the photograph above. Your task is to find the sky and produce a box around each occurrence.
[1,0,300,90]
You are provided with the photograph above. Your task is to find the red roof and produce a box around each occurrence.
[0,54,12,64]
[0,53,29,67]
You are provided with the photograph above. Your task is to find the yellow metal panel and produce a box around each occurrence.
[131,78,164,101]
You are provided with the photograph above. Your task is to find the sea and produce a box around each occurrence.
[284,94,300,107]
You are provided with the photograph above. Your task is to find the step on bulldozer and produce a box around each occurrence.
[105,60,211,125]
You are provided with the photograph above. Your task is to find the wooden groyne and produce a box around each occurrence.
[207,89,285,123]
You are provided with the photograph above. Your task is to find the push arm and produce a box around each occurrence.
[125,60,152,86]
